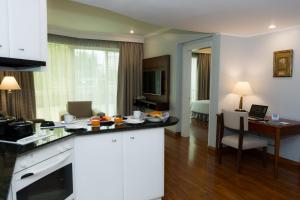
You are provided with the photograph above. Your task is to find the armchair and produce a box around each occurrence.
[59,101,103,121]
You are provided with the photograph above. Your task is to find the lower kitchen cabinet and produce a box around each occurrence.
[74,128,164,200]
[7,187,12,200]
[123,128,164,200]
[74,133,123,200]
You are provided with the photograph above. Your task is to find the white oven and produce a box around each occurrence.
[10,139,74,200]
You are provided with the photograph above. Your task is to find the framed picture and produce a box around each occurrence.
[273,49,293,77]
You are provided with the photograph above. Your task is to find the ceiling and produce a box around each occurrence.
[48,0,162,37]
[73,0,300,37]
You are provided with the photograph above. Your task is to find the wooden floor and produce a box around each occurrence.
[163,119,300,200]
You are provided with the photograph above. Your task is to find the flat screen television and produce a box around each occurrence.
[143,70,165,95]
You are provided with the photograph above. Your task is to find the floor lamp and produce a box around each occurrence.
[0,76,21,117]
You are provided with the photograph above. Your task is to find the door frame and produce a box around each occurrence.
[180,34,221,147]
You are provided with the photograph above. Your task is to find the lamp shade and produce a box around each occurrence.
[232,81,253,96]
[0,76,21,90]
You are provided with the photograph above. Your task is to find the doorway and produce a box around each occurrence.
[180,35,220,148]
[190,48,211,142]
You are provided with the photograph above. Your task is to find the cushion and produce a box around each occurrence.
[222,134,268,150]
[222,109,248,131]
[67,101,92,118]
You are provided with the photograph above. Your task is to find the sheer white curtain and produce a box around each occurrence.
[34,35,119,121]
[190,54,198,102]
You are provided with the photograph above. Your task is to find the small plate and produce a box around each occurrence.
[146,117,162,123]
[87,121,115,126]
[124,118,145,124]
[101,121,115,126]
[61,121,77,124]
[65,124,85,129]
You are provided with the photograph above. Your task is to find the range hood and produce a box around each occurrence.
[0,57,46,68]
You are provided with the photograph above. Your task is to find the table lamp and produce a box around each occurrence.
[232,81,253,112]
[0,76,21,116]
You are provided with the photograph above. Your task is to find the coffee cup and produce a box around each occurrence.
[133,111,144,119]
[64,114,76,123]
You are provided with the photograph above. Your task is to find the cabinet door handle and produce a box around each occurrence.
[130,136,135,140]
[21,173,34,179]
[112,139,117,143]
[0,45,2,48]
[19,48,25,51]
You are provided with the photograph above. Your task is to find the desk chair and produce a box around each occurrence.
[217,110,268,172]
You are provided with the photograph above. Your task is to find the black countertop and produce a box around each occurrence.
[0,117,178,200]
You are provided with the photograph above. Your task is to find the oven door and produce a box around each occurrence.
[11,150,74,200]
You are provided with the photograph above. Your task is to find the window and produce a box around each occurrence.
[34,38,119,121]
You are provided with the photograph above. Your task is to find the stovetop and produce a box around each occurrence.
[0,131,53,145]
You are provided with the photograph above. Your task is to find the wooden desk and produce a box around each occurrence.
[216,115,300,177]
[249,118,300,177]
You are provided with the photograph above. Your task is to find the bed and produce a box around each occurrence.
[190,100,210,121]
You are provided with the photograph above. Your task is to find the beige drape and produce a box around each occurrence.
[35,34,119,121]
[0,72,36,120]
[117,42,143,115]
[197,53,211,100]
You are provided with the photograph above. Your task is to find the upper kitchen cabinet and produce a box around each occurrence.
[0,0,47,68]
[0,0,9,57]
[8,0,47,61]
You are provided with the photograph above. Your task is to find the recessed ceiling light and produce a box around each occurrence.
[269,24,276,29]
[130,30,134,34]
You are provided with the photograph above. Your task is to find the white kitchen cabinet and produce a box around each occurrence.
[7,187,12,200]
[8,0,47,61]
[74,128,165,200]
[0,0,9,57]
[123,128,164,200]
[74,133,123,200]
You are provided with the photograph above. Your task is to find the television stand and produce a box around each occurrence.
[134,99,169,111]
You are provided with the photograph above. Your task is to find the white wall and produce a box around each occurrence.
[245,28,300,162]
[218,35,248,111]
[144,29,211,132]
[219,27,300,162]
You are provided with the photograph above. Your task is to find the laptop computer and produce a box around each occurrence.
[248,104,268,121]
